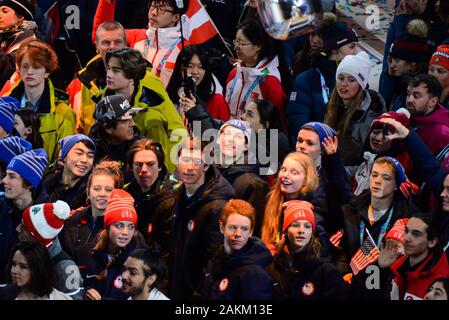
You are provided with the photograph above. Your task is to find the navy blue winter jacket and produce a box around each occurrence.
[287,57,337,145]
[203,237,273,300]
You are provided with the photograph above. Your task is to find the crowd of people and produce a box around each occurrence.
[1,0,449,301]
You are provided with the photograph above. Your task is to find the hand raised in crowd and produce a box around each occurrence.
[178,88,197,112]
[322,136,338,155]
[378,239,402,268]
[378,117,410,141]
[85,288,102,300]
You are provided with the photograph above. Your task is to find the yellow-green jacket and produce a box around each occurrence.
[66,54,105,134]
[95,70,187,172]
[5,79,76,163]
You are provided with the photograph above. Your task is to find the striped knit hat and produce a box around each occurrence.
[0,96,19,134]
[104,189,138,228]
[6,149,48,189]
[301,122,336,151]
[0,136,32,165]
[22,201,71,246]
[59,134,96,161]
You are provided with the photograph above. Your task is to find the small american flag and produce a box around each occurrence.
[330,229,344,248]
[350,229,380,275]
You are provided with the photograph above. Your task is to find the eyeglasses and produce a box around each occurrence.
[179,156,203,166]
[233,39,252,48]
[150,3,175,15]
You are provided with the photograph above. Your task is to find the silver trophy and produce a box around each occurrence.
[256,0,324,40]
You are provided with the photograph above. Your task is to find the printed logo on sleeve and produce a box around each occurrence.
[290,92,297,101]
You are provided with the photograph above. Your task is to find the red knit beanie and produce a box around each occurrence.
[371,108,411,134]
[429,45,449,71]
[385,218,409,244]
[103,189,138,228]
[22,201,71,246]
[282,200,315,233]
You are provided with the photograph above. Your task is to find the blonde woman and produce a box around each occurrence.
[261,152,328,253]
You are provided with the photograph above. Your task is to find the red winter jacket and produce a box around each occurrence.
[411,104,449,155]
[390,251,449,300]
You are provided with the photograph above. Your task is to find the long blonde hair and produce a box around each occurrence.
[324,86,365,137]
[261,152,318,246]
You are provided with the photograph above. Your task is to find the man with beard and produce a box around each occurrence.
[404,74,449,155]
[121,246,169,300]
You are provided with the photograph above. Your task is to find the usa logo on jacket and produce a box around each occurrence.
[301,282,315,296]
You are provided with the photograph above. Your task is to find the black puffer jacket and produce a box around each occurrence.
[43,168,90,210]
[89,126,141,184]
[202,237,273,300]
[124,170,176,255]
[269,250,348,300]
[218,162,268,238]
[169,166,235,300]
[59,206,104,263]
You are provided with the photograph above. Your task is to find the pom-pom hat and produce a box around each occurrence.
[22,201,71,246]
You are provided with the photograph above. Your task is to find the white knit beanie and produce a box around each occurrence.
[336,51,372,89]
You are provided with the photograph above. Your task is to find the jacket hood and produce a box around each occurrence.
[219,161,260,184]
[76,54,106,92]
[220,237,273,270]
[411,104,449,127]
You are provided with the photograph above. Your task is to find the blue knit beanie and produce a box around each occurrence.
[301,122,336,150]
[7,149,48,189]
[0,136,32,165]
[0,96,20,134]
[58,134,96,161]
[377,156,406,188]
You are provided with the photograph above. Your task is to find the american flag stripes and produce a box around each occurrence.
[350,230,380,275]
[330,229,344,248]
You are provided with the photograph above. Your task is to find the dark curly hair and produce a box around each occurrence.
[105,48,148,84]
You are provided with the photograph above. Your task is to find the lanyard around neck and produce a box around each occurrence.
[359,203,394,247]
[144,34,181,76]
[228,72,263,115]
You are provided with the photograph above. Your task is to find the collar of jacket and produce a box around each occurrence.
[145,24,181,48]
[7,78,63,114]
[75,54,106,92]
[237,56,281,81]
